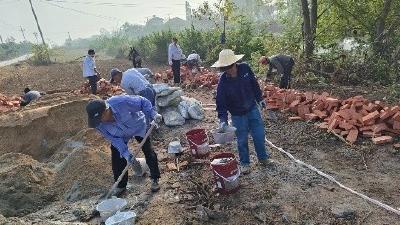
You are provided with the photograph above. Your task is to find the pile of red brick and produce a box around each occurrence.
[264,84,400,145]
[0,94,21,113]
[78,78,123,95]
[155,66,219,89]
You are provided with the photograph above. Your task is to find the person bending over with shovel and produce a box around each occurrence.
[86,95,163,196]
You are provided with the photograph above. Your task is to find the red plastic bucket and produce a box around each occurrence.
[210,152,240,194]
[185,128,210,158]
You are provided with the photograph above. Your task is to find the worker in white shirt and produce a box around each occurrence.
[82,49,100,94]
[168,37,183,84]
[187,50,201,73]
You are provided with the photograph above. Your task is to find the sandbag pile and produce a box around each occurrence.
[264,84,400,145]
[154,66,219,89]
[0,94,21,113]
[153,83,205,126]
[78,78,123,95]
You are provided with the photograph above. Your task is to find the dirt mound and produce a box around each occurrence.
[54,145,113,201]
[0,153,55,217]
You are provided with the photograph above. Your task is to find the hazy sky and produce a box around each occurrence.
[0,0,216,45]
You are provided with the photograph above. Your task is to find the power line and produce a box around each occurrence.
[40,0,120,21]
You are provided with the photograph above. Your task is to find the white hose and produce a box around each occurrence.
[265,138,400,216]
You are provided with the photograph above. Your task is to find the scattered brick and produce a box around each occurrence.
[346,129,358,144]
[373,123,388,133]
[289,116,303,121]
[393,143,400,149]
[305,113,318,120]
[372,136,393,145]
[361,111,380,124]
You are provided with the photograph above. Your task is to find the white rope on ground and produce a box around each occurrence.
[265,138,400,217]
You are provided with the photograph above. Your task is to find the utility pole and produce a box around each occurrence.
[28,0,46,45]
[68,32,72,40]
[33,32,38,43]
[0,35,3,44]
[20,26,27,41]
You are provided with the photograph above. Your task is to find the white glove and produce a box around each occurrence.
[258,100,266,109]
[168,61,172,66]
[218,122,228,133]
[154,114,162,123]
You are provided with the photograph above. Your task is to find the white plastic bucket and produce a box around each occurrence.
[212,127,236,144]
[96,198,127,222]
[133,158,150,177]
[105,211,137,225]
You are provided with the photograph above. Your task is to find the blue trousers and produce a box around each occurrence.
[231,106,269,165]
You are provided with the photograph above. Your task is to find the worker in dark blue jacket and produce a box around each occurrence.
[212,49,273,175]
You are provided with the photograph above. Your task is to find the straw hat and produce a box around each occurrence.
[211,49,244,68]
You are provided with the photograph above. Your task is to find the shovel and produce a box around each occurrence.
[97,121,158,202]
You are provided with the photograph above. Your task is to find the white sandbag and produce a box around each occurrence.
[188,103,205,120]
[152,83,169,94]
[178,100,190,119]
[157,90,183,107]
[158,87,181,97]
[162,108,186,126]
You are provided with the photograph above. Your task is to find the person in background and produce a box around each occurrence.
[128,47,142,68]
[212,49,273,175]
[168,37,183,85]
[20,87,44,106]
[259,55,295,89]
[110,68,156,107]
[186,50,202,73]
[82,49,100,94]
[86,96,163,195]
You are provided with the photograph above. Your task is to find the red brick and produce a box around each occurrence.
[298,105,310,118]
[346,129,358,144]
[328,118,340,131]
[289,116,302,121]
[341,130,349,136]
[373,123,388,133]
[372,136,393,145]
[360,126,373,131]
[326,97,340,105]
[305,92,313,101]
[386,128,400,135]
[363,131,381,137]
[392,112,400,122]
[337,109,352,120]
[313,109,328,119]
[317,122,329,129]
[360,109,369,116]
[393,121,400,130]
[380,109,397,121]
[394,143,400,149]
[304,113,318,120]
[333,128,342,134]
[339,121,354,130]
[340,103,351,110]
[361,111,380,124]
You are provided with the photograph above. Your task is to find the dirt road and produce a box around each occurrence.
[0,54,33,67]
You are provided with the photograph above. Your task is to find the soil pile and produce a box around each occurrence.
[54,146,112,201]
[0,153,55,217]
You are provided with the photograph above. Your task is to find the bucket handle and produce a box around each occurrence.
[213,165,241,182]
[187,134,210,147]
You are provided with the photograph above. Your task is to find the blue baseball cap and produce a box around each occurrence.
[86,99,106,128]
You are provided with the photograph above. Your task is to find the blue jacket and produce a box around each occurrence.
[96,95,157,161]
[216,63,263,123]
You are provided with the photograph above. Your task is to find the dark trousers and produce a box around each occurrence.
[172,59,181,84]
[87,75,98,94]
[279,59,295,89]
[111,137,160,189]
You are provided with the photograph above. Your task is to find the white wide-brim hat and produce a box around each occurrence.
[211,49,244,68]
